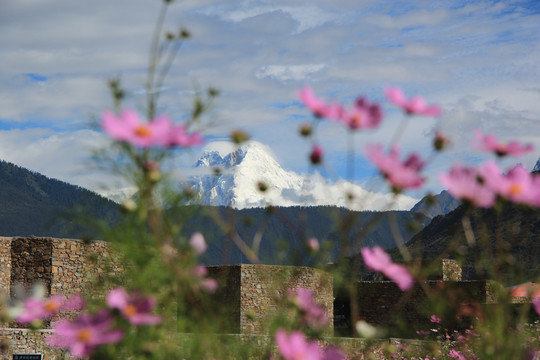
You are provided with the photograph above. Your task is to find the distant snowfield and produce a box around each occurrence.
[187,141,418,211]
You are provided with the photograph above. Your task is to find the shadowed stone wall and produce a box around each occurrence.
[207,264,333,335]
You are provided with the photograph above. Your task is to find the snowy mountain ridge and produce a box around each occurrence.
[189,141,418,211]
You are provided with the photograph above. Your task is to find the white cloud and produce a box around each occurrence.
[255,64,325,82]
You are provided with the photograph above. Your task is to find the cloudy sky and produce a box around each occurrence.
[1,0,539,200]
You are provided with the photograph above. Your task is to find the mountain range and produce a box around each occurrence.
[187,141,419,211]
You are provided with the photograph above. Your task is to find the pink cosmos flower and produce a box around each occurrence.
[384,87,441,116]
[307,238,320,252]
[275,329,345,360]
[16,293,85,324]
[192,266,218,293]
[361,246,414,291]
[365,145,425,191]
[102,110,173,148]
[168,123,204,147]
[46,309,123,358]
[189,232,207,255]
[338,97,382,130]
[298,87,343,119]
[473,131,533,157]
[430,315,442,324]
[106,287,161,326]
[533,298,540,316]
[289,288,328,329]
[439,164,496,208]
[480,161,540,207]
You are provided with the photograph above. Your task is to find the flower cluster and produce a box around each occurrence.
[102,109,203,148]
[440,161,540,208]
[361,246,414,291]
[44,287,161,358]
[365,145,425,192]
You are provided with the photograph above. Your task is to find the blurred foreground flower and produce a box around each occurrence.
[9,283,85,325]
[365,145,425,192]
[46,309,124,358]
[439,164,496,208]
[361,246,413,291]
[289,288,328,330]
[298,87,343,120]
[473,130,533,157]
[275,329,345,360]
[384,86,441,116]
[106,287,161,326]
[189,232,207,255]
[102,109,202,148]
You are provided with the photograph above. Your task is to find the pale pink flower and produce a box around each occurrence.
[192,266,218,293]
[298,87,343,119]
[16,293,85,324]
[102,110,172,148]
[480,161,540,207]
[275,329,322,360]
[106,288,161,326]
[168,123,204,147]
[189,232,207,255]
[339,97,382,130]
[289,288,328,329]
[384,87,441,116]
[439,164,496,207]
[365,145,425,191]
[46,309,123,358]
[307,238,320,252]
[430,315,441,324]
[533,298,540,316]
[361,246,413,291]
[473,131,533,157]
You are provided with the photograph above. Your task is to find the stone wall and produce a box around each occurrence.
[0,328,65,360]
[0,238,11,298]
[207,264,333,335]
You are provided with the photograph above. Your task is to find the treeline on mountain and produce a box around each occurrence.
[0,160,119,238]
[404,202,540,286]
[180,205,431,266]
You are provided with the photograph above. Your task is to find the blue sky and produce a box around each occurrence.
[0,0,539,200]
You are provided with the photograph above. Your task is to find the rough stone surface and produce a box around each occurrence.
[207,264,333,335]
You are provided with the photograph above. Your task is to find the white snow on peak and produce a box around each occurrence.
[533,157,540,172]
[189,141,418,211]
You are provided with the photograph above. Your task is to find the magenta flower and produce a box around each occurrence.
[473,131,533,157]
[189,232,207,255]
[289,288,328,329]
[339,97,382,130]
[533,298,540,316]
[106,287,161,326]
[16,293,85,324]
[275,329,345,360]
[439,164,496,208]
[46,310,123,358]
[384,86,441,116]
[168,123,204,147]
[361,246,413,291]
[275,329,322,360]
[365,145,425,192]
[480,161,540,207]
[298,87,343,119]
[102,110,173,148]
[430,314,442,324]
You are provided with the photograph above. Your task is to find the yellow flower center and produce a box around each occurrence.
[124,304,137,317]
[509,183,523,195]
[77,328,93,343]
[134,125,152,138]
[44,300,60,313]
[350,113,363,128]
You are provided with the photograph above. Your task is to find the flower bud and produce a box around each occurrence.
[309,145,323,165]
[231,130,249,144]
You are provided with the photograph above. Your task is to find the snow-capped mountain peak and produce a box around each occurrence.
[189,141,418,211]
[533,157,540,172]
